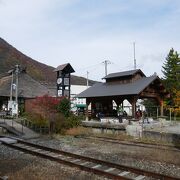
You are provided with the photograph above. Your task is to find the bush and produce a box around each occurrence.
[49,113,66,134]
[57,98,70,117]
[47,113,82,134]
[24,95,84,134]
[26,112,48,127]
[66,114,82,128]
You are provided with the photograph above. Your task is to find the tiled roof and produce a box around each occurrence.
[77,76,158,98]
[54,63,75,73]
[0,73,55,98]
[103,69,145,79]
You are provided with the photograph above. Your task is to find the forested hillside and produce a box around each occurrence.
[0,37,95,85]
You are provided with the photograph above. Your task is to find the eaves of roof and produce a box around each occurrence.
[77,76,157,98]
[54,63,75,73]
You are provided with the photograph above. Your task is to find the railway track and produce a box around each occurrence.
[79,135,180,153]
[0,136,179,180]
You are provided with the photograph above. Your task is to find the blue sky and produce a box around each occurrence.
[0,0,180,81]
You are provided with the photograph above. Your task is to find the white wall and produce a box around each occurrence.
[71,85,89,95]
[70,85,89,111]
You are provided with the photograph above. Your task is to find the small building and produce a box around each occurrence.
[0,69,54,114]
[0,65,95,115]
[77,69,169,119]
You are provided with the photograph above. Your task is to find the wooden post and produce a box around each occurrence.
[129,96,137,118]
[132,100,136,118]
[160,100,164,117]
[85,108,88,121]
[157,106,159,119]
[86,99,91,121]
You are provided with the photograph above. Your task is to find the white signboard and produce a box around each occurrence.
[58,90,62,96]
[64,78,69,85]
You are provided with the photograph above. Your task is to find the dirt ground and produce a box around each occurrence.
[0,135,180,180]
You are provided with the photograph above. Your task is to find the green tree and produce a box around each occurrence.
[57,98,70,117]
[162,48,180,105]
[142,99,158,117]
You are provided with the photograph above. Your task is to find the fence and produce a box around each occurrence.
[118,105,180,121]
[22,118,49,134]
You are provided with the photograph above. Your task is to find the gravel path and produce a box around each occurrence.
[0,135,180,179]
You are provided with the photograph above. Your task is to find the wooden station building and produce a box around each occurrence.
[77,69,169,119]
[0,69,54,114]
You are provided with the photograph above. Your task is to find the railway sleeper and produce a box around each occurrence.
[1,137,179,180]
[134,175,146,180]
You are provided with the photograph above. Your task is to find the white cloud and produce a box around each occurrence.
[0,0,180,81]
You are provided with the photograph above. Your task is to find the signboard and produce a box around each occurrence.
[64,78,69,85]
[58,90,62,96]
[8,100,18,115]
[64,90,69,97]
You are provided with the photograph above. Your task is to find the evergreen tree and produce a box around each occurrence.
[162,48,180,105]
[57,98,70,117]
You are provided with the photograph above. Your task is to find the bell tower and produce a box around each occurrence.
[54,63,75,98]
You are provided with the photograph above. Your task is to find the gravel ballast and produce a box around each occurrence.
[0,135,180,179]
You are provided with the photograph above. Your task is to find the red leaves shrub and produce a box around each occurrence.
[26,95,80,133]
[27,95,66,129]
[33,94,64,113]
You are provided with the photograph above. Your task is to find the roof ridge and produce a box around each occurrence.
[103,69,145,79]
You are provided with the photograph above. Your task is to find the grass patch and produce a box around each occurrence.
[65,127,93,136]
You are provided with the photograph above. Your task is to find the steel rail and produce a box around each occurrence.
[2,141,131,180]
[1,137,179,180]
[82,136,180,153]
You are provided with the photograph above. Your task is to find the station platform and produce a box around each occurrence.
[0,137,17,144]
[0,118,39,139]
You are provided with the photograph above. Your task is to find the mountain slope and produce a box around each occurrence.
[0,37,96,85]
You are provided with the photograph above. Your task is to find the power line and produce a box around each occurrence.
[78,65,103,81]
[75,62,104,80]
[77,60,132,81]
[76,62,102,72]
[111,62,131,72]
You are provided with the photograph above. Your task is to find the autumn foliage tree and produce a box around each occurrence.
[28,95,67,133]
[33,95,63,114]
[172,89,180,116]
[27,95,81,133]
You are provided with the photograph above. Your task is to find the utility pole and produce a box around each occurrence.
[10,71,13,102]
[102,60,111,76]
[86,71,89,88]
[133,42,136,70]
[15,65,19,118]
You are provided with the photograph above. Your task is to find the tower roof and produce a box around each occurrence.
[54,63,75,74]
